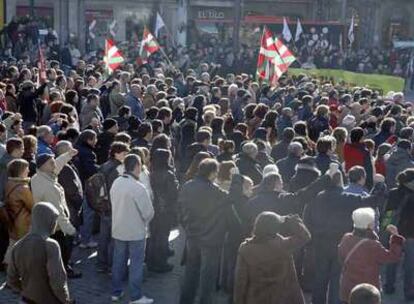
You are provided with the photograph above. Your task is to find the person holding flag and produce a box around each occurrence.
[104,39,124,74]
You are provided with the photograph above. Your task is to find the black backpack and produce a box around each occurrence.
[85,172,110,214]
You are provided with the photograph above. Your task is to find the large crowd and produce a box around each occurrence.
[0,14,413,304]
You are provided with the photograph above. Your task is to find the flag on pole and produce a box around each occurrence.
[282,17,292,42]
[139,27,161,64]
[37,44,47,83]
[274,37,296,67]
[295,18,303,42]
[104,39,124,74]
[155,12,166,38]
[256,27,279,83]
[348,15,355,47]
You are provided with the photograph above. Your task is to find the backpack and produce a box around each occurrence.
[85,172,110,214]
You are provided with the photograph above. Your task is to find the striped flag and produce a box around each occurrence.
[139,27,160,64]
[104,39,124,74]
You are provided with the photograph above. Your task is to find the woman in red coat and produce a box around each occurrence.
[338,208,404,303]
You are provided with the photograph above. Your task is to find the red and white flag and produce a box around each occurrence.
[104,39,124,73]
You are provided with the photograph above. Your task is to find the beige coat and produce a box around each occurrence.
[31,152,76,236]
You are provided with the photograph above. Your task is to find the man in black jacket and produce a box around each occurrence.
[56,140,83,278]
[97,142,129,273]
[95,118,118,165]
[305,173,386,304]
[74,130,99,249]
[179,158,227,304]
[236,142,262,185]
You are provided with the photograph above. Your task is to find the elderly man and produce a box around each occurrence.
[126,84,145,120]
[276,141,304,183]
[31,147,80,278]
[37,125,55,155]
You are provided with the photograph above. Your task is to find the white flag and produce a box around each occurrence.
[282,17,292,42]
[348,15,355,46]
[155,12,166,38]
[295,18,303,42]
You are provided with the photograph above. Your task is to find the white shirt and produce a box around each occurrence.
[110,174,154,241]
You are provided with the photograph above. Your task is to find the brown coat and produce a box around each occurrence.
[5,178,34,240]
[338,232,404,302]
[233,217,311,304]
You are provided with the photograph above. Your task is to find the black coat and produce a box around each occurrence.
[271,140,289,162]
[179,176,228,246]
[247,175,331,227]
[74,142,99,184]
[95,131,115,165]
[256,151,274,169]
[276,155,300,184]
[58,163,83,227]
[150,169,179,216]
[236,153,263,186]
[385,186,414,239]
[288,166,321,193]
[304,183,386,247]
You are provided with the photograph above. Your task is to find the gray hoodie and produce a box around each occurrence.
[7,202,71,304]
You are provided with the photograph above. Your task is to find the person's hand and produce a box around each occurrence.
[327,162,339,178]
[68,148,78,158]
[386,224,399,235]
[14,113,22,120]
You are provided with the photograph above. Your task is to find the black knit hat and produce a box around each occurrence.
[36,154,54,169]
[103,118,117,131]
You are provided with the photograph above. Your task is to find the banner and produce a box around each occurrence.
[289,68,405,94]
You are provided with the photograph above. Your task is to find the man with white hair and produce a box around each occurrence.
[235,142,262,185]
[276,141,303,183]
[37,125,55,155]
[126,84,144,120]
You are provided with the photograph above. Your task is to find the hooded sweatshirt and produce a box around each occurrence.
[7,202,71,304]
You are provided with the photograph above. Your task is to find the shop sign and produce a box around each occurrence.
[192,7,233,20]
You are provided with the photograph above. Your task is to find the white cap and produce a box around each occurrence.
[352,208,375,229]
[263,164,279,177]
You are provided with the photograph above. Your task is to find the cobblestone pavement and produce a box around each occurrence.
[0,229,410,304]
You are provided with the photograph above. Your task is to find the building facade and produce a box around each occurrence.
[3,0,414,49]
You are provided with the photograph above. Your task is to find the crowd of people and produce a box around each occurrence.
[0,15,413,304]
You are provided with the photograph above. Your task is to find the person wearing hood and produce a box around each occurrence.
[236,142,263,186]
[373,118,396,149]
[7,202,74,304]
[31,148,80,278]
[385,140,414,189]
[233,212,311,304]
[276,142,303,184]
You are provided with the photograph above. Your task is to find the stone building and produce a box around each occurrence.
[3,0,414,48]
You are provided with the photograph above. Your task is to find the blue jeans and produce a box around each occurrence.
[80,199,95,244]
[112,238,146,301]
[97,215,113,269]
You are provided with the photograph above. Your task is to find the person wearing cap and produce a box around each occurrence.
[7,202,74,304]
[276,141,303,184]
[288,156,321,193]
[338,208,404,303]
[236,142,262,185]
[31,147,79,278]
[17,79,38,130]
[95,118,118,165]
[233,212,311,304]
